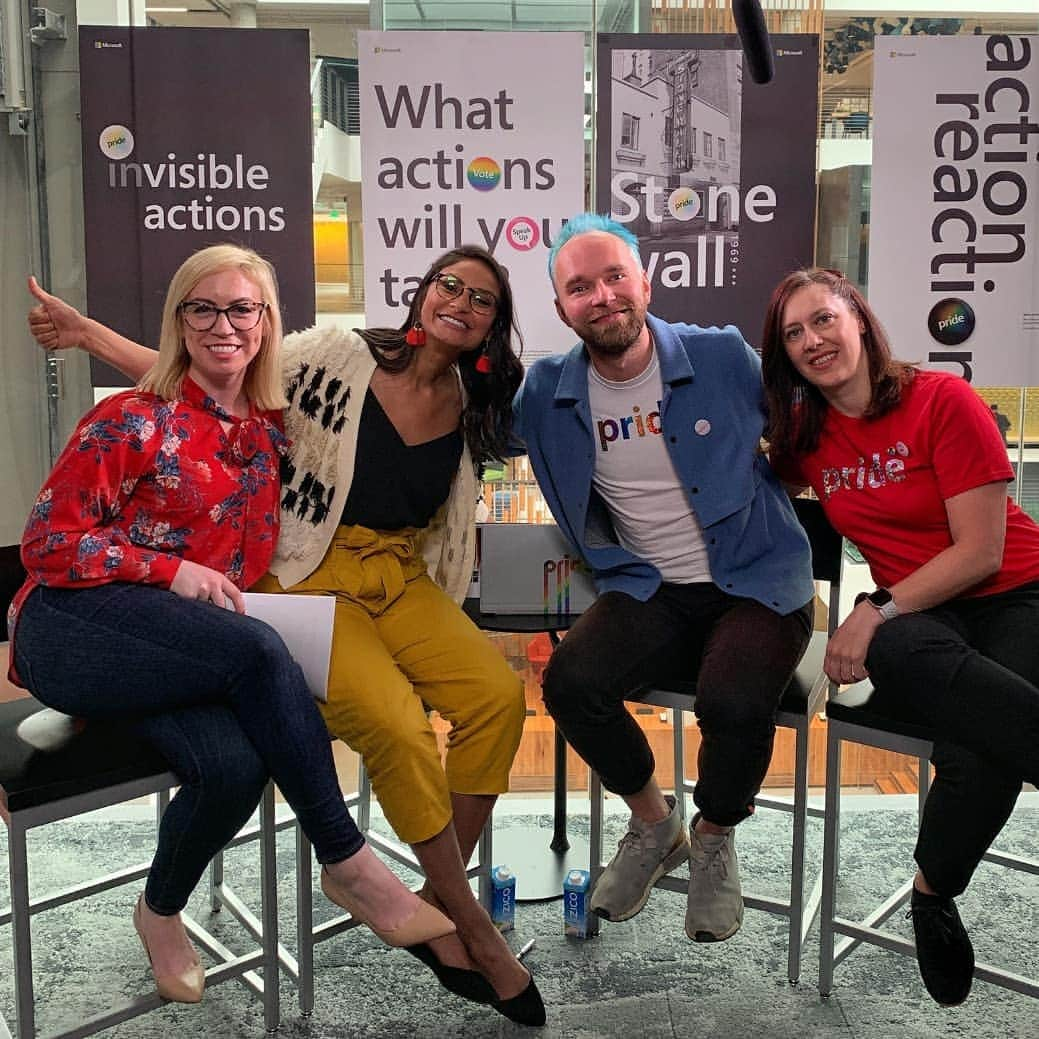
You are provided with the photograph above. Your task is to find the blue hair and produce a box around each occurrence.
[547,213,643,283]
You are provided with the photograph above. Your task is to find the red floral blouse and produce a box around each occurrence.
[7,377,288,680]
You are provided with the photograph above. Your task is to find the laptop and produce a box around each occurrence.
[478,523,597,616]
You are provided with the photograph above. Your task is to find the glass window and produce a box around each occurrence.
[621,113,640,150]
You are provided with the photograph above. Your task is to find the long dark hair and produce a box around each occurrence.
[760,267,916,457]
[357,245,524,465]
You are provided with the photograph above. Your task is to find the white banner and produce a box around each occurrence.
[870,35,1038,385]
[358,31,585,361]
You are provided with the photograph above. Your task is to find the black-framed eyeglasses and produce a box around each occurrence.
[431,273,498,315]
[179,300,268,332]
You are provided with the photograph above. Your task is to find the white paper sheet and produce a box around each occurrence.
[242,593,335,702]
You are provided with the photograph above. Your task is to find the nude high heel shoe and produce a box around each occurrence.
[319,867,456,947]
[132,896,205,1004]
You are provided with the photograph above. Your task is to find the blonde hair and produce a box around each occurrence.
[138,244,288,410]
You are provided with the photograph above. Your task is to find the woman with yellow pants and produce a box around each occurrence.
[27,246,543,1027]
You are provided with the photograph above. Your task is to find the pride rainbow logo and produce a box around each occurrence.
[99,124,134,161]
[467,157,501,191]
[667,186,700,221]
[543,556,582,616]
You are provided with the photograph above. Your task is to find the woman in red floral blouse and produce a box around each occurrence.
[8,245,453,1006]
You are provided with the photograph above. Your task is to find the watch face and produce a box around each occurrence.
[868,589,893,608]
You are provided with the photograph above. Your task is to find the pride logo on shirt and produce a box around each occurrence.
[820,440,909,500]
[596,403,663,451]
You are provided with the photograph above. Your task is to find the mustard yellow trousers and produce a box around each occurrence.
[254,525,525,843]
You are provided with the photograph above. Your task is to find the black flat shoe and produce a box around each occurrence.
[492,972,546,1027]
[405,942,497,1004]
[907,888,974,1006]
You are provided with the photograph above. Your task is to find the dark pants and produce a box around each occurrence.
[864,581,1039,898]
[542,584,813,827]
[15,583,364,915]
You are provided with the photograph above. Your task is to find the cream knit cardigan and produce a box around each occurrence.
[269,326,478,603]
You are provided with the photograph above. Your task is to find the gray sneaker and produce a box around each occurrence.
[685,817,743,942]
[590,795,690,922]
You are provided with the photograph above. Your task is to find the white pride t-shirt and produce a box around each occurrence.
[587,350,712,584]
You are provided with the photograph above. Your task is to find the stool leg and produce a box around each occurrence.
[357,763,372,834]
[672,708,689,823]
[296,824,315,1017]
[787,718,810,985]
[9,818,36,1039]
[917,755,930,819]
[477,816,492,909]
[819,726,843,997]
[587,771,603,938]
[259,784,280,1035]
[209,851,224,914]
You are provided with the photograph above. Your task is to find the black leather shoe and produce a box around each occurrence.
[405,943,497,1004]
[907,888,974,1006]
[491,971,546,1027]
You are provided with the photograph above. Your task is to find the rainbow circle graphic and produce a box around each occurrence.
[99,124,135,161]
[927,298,975,346]
[467,157,501,191]
[667,187,700,221]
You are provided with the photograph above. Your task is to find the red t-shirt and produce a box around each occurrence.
[772,370,1039,597]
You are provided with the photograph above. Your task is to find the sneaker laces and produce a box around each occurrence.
[616,824,659,861]
[693,833,732,885]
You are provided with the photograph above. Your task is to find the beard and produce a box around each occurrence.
[576,305,647,357]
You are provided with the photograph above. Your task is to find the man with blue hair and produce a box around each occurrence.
[513,212,814,941]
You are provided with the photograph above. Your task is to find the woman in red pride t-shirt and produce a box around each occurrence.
[760,266,1039,1010]
[9,245,453,1007]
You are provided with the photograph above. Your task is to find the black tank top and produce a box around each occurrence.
[340,388,463,530]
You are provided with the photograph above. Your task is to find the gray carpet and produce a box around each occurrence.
[1,797,1037,1038]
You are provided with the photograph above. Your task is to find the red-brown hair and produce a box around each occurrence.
[760,267,916,456]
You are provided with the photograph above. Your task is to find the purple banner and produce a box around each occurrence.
[79,26,315,386]
[596,34,819,348]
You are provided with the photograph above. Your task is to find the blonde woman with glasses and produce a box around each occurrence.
[12,244,456,1008]
[27,244,544,1027]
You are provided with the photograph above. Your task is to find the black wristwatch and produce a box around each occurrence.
[854,588,899,622]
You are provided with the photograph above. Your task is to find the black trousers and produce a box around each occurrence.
[865,581,1039,897]
[542,583,813,827]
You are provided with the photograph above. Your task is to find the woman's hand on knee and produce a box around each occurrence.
[824,602,883,685]
[170,560,245,613]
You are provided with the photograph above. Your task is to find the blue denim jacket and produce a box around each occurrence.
[512,314,814,614]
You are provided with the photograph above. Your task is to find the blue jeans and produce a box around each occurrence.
[14,583,364,914]
[542,585,813,827]
[864,580,1039,897]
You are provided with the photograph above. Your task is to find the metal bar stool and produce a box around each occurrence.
[211,735,493,1018]
[588,497,843,984]
[0,695,280,1039]
[820,692,1039,999]
[287,752,493,1017]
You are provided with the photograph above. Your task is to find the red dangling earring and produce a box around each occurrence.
[475,348,493,374]
[405,323,426,347]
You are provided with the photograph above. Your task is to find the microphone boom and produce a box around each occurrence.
[732,0,775,85]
